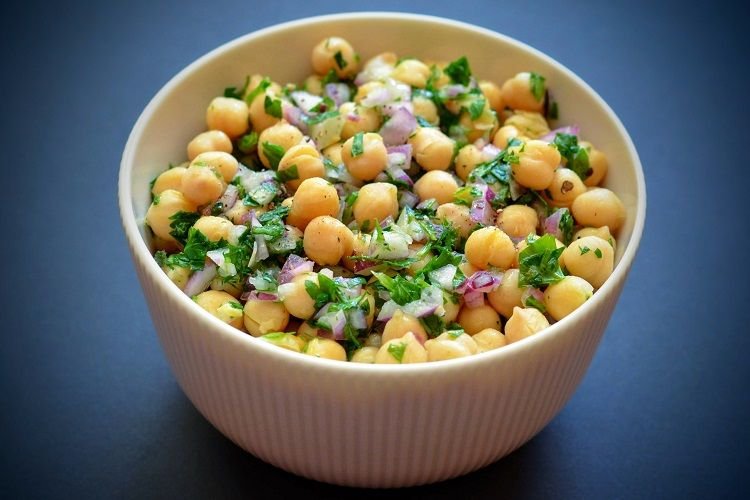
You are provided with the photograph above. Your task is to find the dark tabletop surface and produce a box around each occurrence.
[2,0,749,498]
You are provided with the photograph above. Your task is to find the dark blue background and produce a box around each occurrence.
[2,0,748,498]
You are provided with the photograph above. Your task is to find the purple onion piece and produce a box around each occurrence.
[241,290,279,301]
[442,84,469,98]
[543,209,565,240]
[278,254,314,284]
[381,101,414,117]
[325,83,351,107]
[347,308,368,330]
[481,144,501,161]
[470,198,495,226]
[399,190,419,209]
[183,262,217,297]
[540,125,580,142]
[283,104,308,134]
[379,107,417,146]
[463,290,485,308]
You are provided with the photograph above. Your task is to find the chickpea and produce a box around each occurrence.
[382,309,428,344]
[352,182,399,226]
[363,289,377,327]
[339,102,382,140]
[277,143,325,190]
[561,235,614,289]
[259,332,305,353]
[243,74,282,101]
[544,276,594,321]
[479,80,504,114]
[391,58,431,88]
[206,97,249,139]
[162,265,191,289]
[511,139,561,190]
[364,332,382,349]
[412,96,439,125]
[350,346,378,363]
[504,111,550,139]
[425,336,473,361]
[191,151,238,182]
[146,189,197,244]
[496,205,538,240]
[209,277,243,298]
[311,37,359,78]
[454,144,483,181]
[574,226,616,253]
[487,269,524,318]
[458,259,479,279]
[547,168,587,207]
[151,166,186,196]
[187,130,233,160]
[571,187,626,232]
[304,337,347,361]
[579,141,609,187]
[354,81,385,104]
[303,216,355,266]
[425,61,451,88]
[243,299,290,337]
[257,121,305,169]
[414,170,459,205]
[362,52,397,76]
[322,142,345,166]
[457,301,502,335]
[505,306,550,343]
[500,72,545,112]
[464,227,515,270]
[279,272,318,320]
[342,132,388,181]
[297,321,321,342]
[407,244,432,276]
[458,100,499,143]
[375,332,428,364]
[441,331,479,354]
[224,201,251,225]
[472,328,507,353]
[304,74,324,95]
[194,290,244,329]
[441,291,461,324]
[409,127,456,171]
[435,202,474,239]
[287,177,340,231]
[181,163,226,206]
[193,216,233,242]
[492,125,523,149]
[248,87,281,133]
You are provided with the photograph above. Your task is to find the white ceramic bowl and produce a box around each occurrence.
[119,12,645,487]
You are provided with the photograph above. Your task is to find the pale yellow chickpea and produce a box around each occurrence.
[441,291,461,324]
[544,276,594,321]
[151,167,187,196]
[412,96,439,125]
[391,58,431,88]
[454,144,483,181]
[304,337,347,361]
[180,164,226,206]
[562,235,615,289]
[425,336,473,361]
[352,182,398,226]
[492,125,522,149]
[571,187,625,232]
[511,139,561,190]
[194,290,244,330]
[287,177,340,231]
[443,331,479,354]
[472,328,507,352]
[458,100,499,143]
[304,74,324,95]
[479,80,505,116]
[457,301,502,335]
[191,151,238,182]
[243,299,290,337]
[311,37,359,78]
[363,290,377,327]
[303,216,354,266]
[414,170,459,205]
[505,306,550,343]
[407,245,432,276]
[279,272,318,319]
[487,269,524,318]
[224,202,251,225]
[350,346,378,363]
[497,205,538,240]
[209,277,243,298]
[146,189,197,244]
[243,74,282,101]
[206,97,249,139]
[425,61,451,88]
[339,102,382,140]
[163,265,191,289]
[342,232,371,272]
[248,88,281,133]
[574,226,616,253]
[187,130,233,160]
[409,127,456,171]
[382,309,428,344]
[342,132,388,181]
[322,142,344,166]
[464,227,515,270]
[259,333,305,353]
[547,168,587,207]
[296,321,320,341]
[579,141,609,187]
[500,72,545,112]
[277,143,325,191]
[354,81,385,104]
[193,215,233,242]
[504,111,550,139]
[435,202,474,238]
[375,332,428,364]
[257,121,304,168]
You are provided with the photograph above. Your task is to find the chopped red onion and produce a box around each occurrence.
[387,144,413,167]
[353,260,375,273]
[521,287,545,306]
[241,290,279,301]
[481,144,501,161]
[283,104,308,133]
[379,107,417,146]
[543,208,567,241]
[290,91,323,114]
[361,79,411,107]
[441,84,469,98]
[457,271,502,308]
[218,185,238,212]
[183,262,217,297]
[278,254,314,284]
[382,101,414,117]
[540,125,580,142]
[324,83,350,107]
[347,308,368,330]
[387,165,414,186]
[399,190,419,208]
[429,264,458,291]
[316,307,347,340]
[470,197,495,226]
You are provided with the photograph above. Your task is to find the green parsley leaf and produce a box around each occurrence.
[444,56,472,86]
[244,77,270,104]
[518,234,565,287]
[224,75,250,99]
[416,116,435,127]
[165,227,212,270]
[258,205,290,224]
[467,95,486,120]
[351,131,364,157]
[305,110,340,126]
[333,51,347,70]
[445,328,465,339]
[529,72,546,102]
[594,248,603,259]
[524,295,547,313]
[548,100,559,120]
[420,314,445,338]
[264,95,282,118]
[387,341,407,363]
[553,133,590,181]
[453,185,480,206]
[372,272,423,305]
[261,141,285,169]
[238,131,258,153]
[152,194,160,205]
[321,68,339,85]
[168,211,200,245]
[579,246,591,255]
[277,164,299,183]
[558,208,574,245]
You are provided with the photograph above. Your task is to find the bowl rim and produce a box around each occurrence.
[119,11,647,376]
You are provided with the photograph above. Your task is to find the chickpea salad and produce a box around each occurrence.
[146,37,626,364]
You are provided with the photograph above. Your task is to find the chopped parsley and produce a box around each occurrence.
[264,95,282,118]
[244,77,271,104]
[444,56,472,86]
[453,185,481,206]
[262,142,285,169]
[579,246,591,255]
[305,110,340,126]
[351,131,364,157]
[238,131,258,153]
[467,94,486,120]
[277,164,299,183]
[524,295,547,313]
[372,272,424,305]
[387,341,407,363]
[594,248,603,259]
[518,234,565,287]
[547,100,559,120]
[321,69,339,85]
[553,133,590,180]
[224,75,250,99]
[162,227,213,270]
[333,50,347,70]
[558,208,574,245]
[168,211,201,245]
[529,72,546,102]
